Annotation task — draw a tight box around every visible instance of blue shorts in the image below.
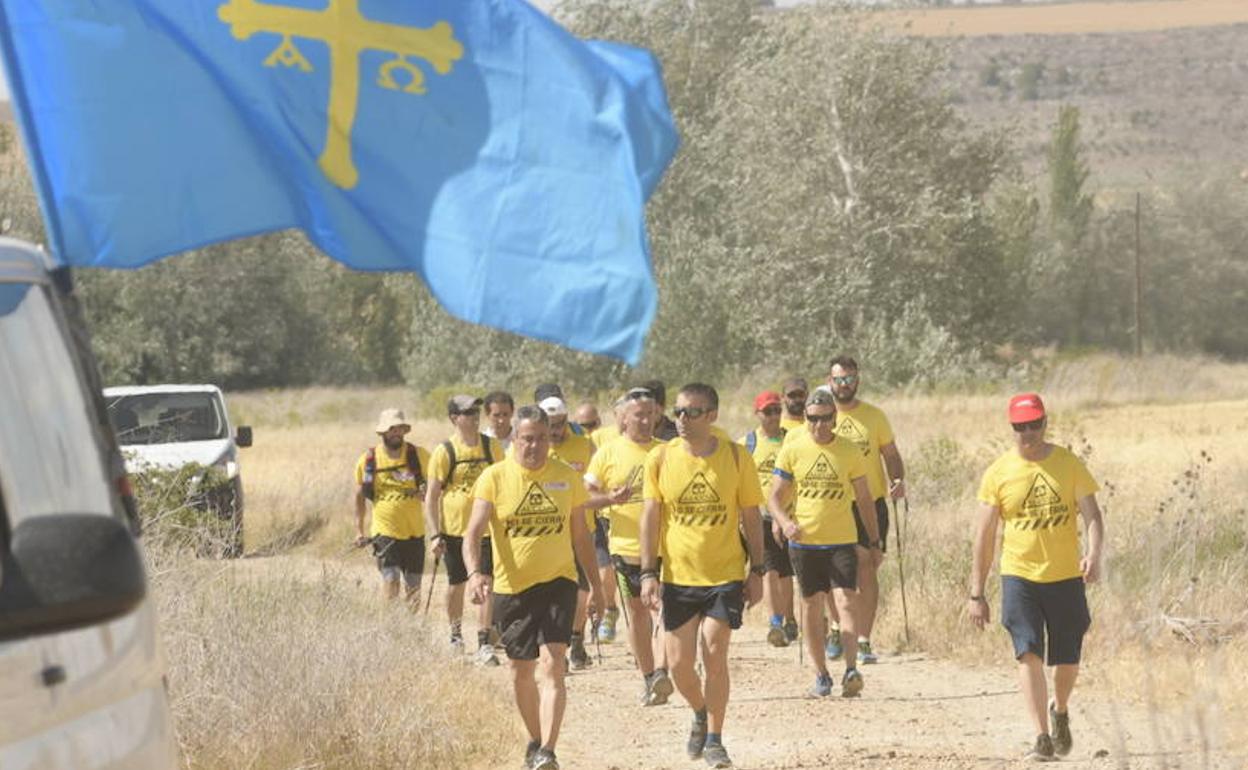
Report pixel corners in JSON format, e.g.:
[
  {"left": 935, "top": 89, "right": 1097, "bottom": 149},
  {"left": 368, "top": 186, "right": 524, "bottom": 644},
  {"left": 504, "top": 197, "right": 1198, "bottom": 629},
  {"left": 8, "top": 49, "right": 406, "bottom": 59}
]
[{"left": 1001, "top": 575, "right": 1091, "bottom": 666}]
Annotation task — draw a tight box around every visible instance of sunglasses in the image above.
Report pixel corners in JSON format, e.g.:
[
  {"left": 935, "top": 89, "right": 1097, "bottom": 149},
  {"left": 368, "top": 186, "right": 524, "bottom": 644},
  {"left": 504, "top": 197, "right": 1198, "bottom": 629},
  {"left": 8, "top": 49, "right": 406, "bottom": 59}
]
[
  {"left": 1012, "top": 418, "right": 1045, "bottom": 433},
  {"left": 785, "top": 391, "right": 807, "bottom": 399},
  {"left": 760, "top": 406, "right": 782, "bottom": 417},
  {"left": 805, "top": 412, "right": 836, "bottom": 424},
  {"left": 455, "top": 408, "right": 481, "bottom": 418},
  {"left": 831, "top": 375, "right": 857, "bottom": 386},
  {"left": 580, "top": 420, "right": 601, "bottom": 431},
  {"left": 673, "top": 406, "right": 711, "bottom": 420}
]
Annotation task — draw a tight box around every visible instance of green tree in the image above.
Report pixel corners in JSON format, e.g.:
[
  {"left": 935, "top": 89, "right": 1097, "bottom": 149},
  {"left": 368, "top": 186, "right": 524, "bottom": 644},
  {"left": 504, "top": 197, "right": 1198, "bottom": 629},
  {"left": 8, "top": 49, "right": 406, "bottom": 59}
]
[{"left": 1041, "top": 104, "right": 1096, "bottom": 345}]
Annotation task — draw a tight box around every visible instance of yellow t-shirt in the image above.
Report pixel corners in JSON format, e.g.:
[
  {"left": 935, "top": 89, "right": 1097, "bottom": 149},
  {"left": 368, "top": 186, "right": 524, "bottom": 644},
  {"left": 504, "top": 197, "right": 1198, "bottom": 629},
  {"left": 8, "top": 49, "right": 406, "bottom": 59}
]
[
  {"left": 834, "top": 401, "right": 895, "bottom": 500},
  {"left": 780, "top": 413, "right": 805, "bottom": 432},
  {"left": 643, "top": 437, "right": 764, "bottom": 587},
  {"left": 591, "top": 424, "right": 621, "bottom": 449},
  {"left": 427, "top": 434, "right": 503, "bottom": 536},
  {"left": 353, "top": 443, "right": 430, "bottom": 539},
  {"left": 977, "top": 446, "right": 1099, "bottom": 583},
  {"left": 550, "top": 430, "right": 595, "bottom": 474},
  {"left": 585, "top": 435, "right": 660, "bottom": 559},
  {"left": 773, "top": 433, "right": 867, "bottom": 546},
  {"left": 472, "top": 456, "right": 589, "bottom": 594},
  {"left": 738, "top": 429, "right": 786, "bottom": 500}
]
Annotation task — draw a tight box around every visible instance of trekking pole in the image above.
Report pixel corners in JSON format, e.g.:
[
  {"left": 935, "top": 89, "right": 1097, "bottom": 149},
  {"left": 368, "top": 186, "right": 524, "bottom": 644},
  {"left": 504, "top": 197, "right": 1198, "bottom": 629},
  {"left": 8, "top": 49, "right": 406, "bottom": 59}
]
[
  {"left": 591, "top": 618, "right": 604, "bottom": 665},
  {"left": 614, "top": 568, "right": 633, "bottom": 630},
  {"left": 341, "top": 535, "right": 375, "bottom": 557},
  {"left": 891, "top": 485, "right": 912, "bottom": 646},
  {"left": 797, "top": 589, "right": 804, "bottom": 666},
  {"left": 424, "top": 554, "right": 441, "bottom": 618}
]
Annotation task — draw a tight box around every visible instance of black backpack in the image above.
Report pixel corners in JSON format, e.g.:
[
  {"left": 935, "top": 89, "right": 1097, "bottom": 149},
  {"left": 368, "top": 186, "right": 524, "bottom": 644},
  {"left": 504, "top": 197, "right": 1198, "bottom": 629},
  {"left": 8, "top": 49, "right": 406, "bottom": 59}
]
[
  {"left": 362, "top": 442, "right": 425, "bottom": 501},
  {"left": 441, "top": 434, "right": 495, "bottom": 486}
]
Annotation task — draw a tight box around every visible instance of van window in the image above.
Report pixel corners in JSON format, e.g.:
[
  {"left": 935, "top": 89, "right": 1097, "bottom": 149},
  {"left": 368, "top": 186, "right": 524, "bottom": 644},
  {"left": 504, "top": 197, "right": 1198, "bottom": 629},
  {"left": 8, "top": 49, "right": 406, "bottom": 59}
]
[
  {"left": 0, "top": 283, "right": 111, "bottom": 525},
  {"left": 106, "top": 392, "right": 227, "bottom": 445}
]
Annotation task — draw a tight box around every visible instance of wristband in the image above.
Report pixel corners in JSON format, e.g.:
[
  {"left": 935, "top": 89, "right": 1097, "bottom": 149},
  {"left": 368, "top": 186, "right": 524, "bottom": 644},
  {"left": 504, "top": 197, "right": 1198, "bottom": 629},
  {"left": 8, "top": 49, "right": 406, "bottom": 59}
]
[
  {"left": 969, "top": 595, "right": 985, "bottom": 602},
  {"left": 639, "top": 568, "right": 659, "bottom": 583},
  {"left": 749, "top": 564, "right": 766, "bottom": 577},
  {"left": 868, "top": 540, "right": 881, "bottom": 550},
  {"left": 431, "top": 532, "right": 445, "bottom": 542}
]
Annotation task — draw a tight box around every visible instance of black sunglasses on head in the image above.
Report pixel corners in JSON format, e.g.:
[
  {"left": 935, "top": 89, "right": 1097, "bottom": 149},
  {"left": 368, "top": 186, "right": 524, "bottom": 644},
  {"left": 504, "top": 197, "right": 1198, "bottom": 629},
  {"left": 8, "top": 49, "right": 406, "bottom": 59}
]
[
  {"left": 805, "top": 412, "right": 836, "bottom": 424},
  {"left": 1012, "top": 418, "right": 1045, "bottom": 433}
]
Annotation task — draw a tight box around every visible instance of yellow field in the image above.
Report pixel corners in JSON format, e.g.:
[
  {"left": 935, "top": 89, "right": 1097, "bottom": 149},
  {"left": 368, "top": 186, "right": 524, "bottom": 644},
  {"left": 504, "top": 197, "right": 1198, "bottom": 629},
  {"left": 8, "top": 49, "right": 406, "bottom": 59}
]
[{"left": 870, "top": 0, "right": 1248, "bottom": 37}]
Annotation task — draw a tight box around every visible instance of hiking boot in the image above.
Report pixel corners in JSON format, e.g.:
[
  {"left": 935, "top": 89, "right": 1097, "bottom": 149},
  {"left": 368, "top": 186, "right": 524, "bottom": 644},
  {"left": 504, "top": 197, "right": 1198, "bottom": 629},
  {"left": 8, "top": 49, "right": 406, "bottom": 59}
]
[
  {"left": 825, "top": 628, "right": 843, "bottom": 660},
  {"left": 809, "top": 672, "right": 834, "bottom": 698},
  {"left": 703, "top": 741, "right": 733, "bottom": 769},
  {"left": 450, "top": 634, "right": 465, "bottom": 654},
  {"left": 529, "top": 747, "right": 560, "bottom": 770},
  {"left": 857, "top": 639, "right": 878, "bottom": 664},
  {"left": 783, "top": 618, "right": 799, "bottom": 643},
  {"left": 598, "top": 607, "right": 619, "bottom": 643},
  {"left": 766, "top": 623, "right": 788, "bottom": 648},
  {"left": 1050, "top": 703, "right": 1072, "bottom": 757},
  {"left": 569, "top": 636, "right": 592, "bottom": 670},
  {"left": 841, "top": 668, "right": 864, "bottom": 698},
  {"left": 474, "top": 645, "right": 500, "bottom": 667},
  {"left": 686, "top": 715, "right": 708, "bottom": 759},
  {"left": 1025, "top": 733, "right": 1056, "bottom": 762},
  {"left": 643, "top": 669, "right": 674, "bottom": 706},
  {"left": 523, "top": 738, "right": 541, "bottom": 768}
]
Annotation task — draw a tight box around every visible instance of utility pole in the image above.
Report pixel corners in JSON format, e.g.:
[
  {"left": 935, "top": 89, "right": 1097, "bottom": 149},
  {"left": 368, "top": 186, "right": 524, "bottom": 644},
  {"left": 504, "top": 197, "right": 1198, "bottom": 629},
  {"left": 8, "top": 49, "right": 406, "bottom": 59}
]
[{"left": 1134, "top": 192, "right": 1143, "bottom": 356}]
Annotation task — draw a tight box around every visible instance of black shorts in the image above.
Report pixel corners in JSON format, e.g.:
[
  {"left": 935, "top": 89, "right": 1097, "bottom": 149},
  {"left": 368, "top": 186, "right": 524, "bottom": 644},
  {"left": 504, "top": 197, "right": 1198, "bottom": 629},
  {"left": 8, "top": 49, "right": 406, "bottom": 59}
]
[
  {"left": 372, "top": 536, "right": 425, "bottom": 586},
  {"left": 443, "top": 535, "right": 493, "bottom": 585},
  {"left": 493, "top": 577, "right": 579, "bottom": 660},
  {"left": 611, "top": 557, "right": 662, "bottom": 599},
  {"left": 593, "top": 517, "right": 612, "bottom": 568},
  {"left": 661, "top": 582, "right": 744, "bottom": 632},
  {"left": 1001, "top": 575, "right": 1091, "bottom": 666},
  {"left": 789, "top": 545, "right": 858, "bottom": 597},
  {"left": 853, "top": 498, "right": 890, "bottom": 552},
  {"left": 762, "top": 517, "right": 794, "bottom": 578}
]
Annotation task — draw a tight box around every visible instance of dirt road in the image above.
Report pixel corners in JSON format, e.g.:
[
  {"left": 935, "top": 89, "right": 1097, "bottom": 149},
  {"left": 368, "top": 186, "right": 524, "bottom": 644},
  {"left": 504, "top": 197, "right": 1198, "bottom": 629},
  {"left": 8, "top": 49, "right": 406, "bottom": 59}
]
[{"left": 871, "top": 0, "right": 1248, "bottom": 37}]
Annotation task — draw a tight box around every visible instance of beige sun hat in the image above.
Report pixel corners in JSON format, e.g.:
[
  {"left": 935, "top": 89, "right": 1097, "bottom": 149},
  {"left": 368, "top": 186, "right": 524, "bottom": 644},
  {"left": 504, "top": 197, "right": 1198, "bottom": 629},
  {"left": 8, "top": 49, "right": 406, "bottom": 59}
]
[{"left": 375, "top": 408, "right": 411, "bottom": 434}]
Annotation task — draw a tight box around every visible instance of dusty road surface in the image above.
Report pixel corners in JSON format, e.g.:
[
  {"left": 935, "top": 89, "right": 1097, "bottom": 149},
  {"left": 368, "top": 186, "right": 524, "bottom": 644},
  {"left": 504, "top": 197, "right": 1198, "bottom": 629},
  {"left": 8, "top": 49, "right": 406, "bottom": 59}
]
[{"left": 871, "top": 0, "right": 1248, "bottom": 37}]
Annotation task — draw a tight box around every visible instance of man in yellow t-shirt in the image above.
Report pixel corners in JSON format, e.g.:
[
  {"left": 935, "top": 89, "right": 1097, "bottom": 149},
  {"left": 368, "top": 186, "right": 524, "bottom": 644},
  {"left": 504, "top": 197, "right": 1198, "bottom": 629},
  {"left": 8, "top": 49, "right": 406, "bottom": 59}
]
[
  {"left": 969, "top": 393, "right": 1105, "bottom": 762},
  {"left": 539, "top": 396, "right": 600, "bottom": 669},
  {"left": 465, "top": 406, "right": 603, "bottom": 770},
  {"left": 770, "top": 390, "right": 879, "bottom": 698},
  {"left": 779, "top": 376, "right": 808, "bottom": 432},
  {"left": 425, "top": 394, "right": 504, "bottom": 665},
  {"left": 353, "top": 408, "right": 430, "bottom": 606},
  {"left": 640, "top": 383, "right": 765, "bottom": 770},
  {"left": 584, "top": 389, "right": 671, "bottom": 707},
  {"left": 739, "top": 390, "right": 798, "bottom": 648},
  {"left": 824, "top": 354, "right": 907, "bottom": 665}
]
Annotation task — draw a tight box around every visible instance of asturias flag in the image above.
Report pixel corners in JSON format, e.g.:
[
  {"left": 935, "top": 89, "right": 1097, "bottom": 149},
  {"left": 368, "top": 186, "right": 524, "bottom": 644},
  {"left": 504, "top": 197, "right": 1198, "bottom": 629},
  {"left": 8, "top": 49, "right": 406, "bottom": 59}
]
[{"left": 0, "top": 0, "right": 678, "bottom": 363}]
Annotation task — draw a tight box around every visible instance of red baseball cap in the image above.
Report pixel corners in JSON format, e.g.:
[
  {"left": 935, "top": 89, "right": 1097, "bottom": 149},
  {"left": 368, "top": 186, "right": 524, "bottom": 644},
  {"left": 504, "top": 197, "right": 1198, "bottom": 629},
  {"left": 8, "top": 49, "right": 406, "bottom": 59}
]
[
  {"left": 754, "top": 390, "right": 782, "bottom": 411},
  {"left": 1008, "top": 393, "right": 1046, "bottom": 423}
]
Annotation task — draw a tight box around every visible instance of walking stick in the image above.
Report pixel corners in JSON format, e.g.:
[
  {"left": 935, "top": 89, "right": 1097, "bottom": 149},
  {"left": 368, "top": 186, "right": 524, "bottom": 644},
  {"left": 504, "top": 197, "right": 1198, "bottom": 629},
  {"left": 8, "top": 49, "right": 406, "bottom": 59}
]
[
  {"left": 424, "top": 554, "right": 441, "bottom": 618},
  {"left": 614, "top": 568, "right": 633, "bottom": 630},
  {"left": 891, "top": 487, "right": 912, "bottom": 646}
]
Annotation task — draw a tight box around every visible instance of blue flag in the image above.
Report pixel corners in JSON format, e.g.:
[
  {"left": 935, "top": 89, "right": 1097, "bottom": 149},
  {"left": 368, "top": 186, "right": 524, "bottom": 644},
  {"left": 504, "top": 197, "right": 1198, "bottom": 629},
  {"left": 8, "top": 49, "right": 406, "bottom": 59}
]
[{"left": 0, "top": 0, "right": 678, "bottom": 363}]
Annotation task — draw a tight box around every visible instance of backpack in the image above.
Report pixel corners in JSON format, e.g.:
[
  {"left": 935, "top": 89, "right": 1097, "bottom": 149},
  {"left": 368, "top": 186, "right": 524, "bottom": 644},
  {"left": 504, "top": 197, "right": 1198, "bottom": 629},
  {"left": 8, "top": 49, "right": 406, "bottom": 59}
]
[
  {"left": 363, "top": 442, "right": 424, "bottom": 501},
  {"left": 744, "top": 426, "right": 786, "bottom": 455},
  {"left": 440, "top": 434, "right": 495, "bottom": 486}
]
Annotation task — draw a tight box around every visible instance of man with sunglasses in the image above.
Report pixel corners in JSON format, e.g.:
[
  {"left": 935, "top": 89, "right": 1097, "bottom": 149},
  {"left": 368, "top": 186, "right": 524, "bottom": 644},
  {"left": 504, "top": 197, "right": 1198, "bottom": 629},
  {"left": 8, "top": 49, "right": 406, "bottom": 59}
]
[
  {"left": 740, "top": 390, "right": 798, "bottom": 647},
  {"left": 584, "top": 388, "right": 673, "bottom": 705},
  {"left": 969, "top": 393, "right": 1105, "bottom": 762},
  {"left": 824, "top": 355, "right": 906, "bottom": 665},
  {"left": 643, "top": 379, "right": 680, "bottom": 441},
  {"left": 769, "top": 389, "right": 880, "bottom": 697},
  {"left": 640, "top": 383, "right": 766, "bottom": 769},
  {"left": 779, "top": 376, "right": 809, "bottom": 432},
  {"left": 427, "top": 394, "right": 505, "bottom": 665}
]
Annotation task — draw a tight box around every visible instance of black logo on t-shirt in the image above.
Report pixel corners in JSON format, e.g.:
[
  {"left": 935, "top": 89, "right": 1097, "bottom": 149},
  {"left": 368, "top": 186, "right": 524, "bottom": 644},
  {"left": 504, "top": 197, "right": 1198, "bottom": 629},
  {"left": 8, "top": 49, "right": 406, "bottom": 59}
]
[
  {"left": 798, "top": 452, "right": 845, "bottom": 500},
  {"left": 507, "top": 482, "right": 564, "bottom": 538},
  {"left": 679, "top": 472, "right": 721, "bottom": 504},
  {"left": 836, "top": 420, "right": 871, "bottom": 457},
  {"left": 1014, "top": 474, "right": 1070, "bottom": 531},
  {"left": 673, "top": 471, "right": 728, "bottom": 526}
]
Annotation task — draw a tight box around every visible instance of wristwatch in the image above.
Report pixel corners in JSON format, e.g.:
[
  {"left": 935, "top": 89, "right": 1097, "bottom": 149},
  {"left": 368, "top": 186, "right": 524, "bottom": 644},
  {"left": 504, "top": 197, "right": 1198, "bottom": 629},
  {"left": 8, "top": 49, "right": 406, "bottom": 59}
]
[
  {"left": 969, "top": 595, "right": 986, "bottom": 602},
  {"left": 749, "top": 564, "right": 766, "bottom": 577},
  {"left": 868, "top": 540, "right": 882, "bottom": 550}
]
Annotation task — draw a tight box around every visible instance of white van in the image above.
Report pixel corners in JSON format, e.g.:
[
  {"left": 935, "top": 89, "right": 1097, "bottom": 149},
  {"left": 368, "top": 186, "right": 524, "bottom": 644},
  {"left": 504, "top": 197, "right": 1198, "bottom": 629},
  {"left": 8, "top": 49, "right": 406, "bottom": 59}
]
[
  {"left": 0, "top": 238, "right": 177, "bottom": 767},
  {"left": 103, "top": 385, "right": 252, "bottom": 557}
]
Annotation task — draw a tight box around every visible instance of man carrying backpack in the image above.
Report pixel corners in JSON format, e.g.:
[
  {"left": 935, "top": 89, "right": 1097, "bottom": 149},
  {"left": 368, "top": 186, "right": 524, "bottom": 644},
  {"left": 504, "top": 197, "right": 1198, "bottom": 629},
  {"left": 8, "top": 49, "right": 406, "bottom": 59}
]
[
  {"left": 354, "top": 408, "right": 431, "bottom": 607},
  {"left": 427, "top": 394, "right": 505, "bottom": 665}
]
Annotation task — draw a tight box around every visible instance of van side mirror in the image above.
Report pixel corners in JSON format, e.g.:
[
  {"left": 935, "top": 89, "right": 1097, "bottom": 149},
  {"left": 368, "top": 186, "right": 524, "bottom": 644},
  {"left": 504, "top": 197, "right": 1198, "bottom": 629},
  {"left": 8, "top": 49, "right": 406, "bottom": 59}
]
[
  {"left": 0, "top": 514, "right": 147, "bottom": 642},
  {"left": 235, "top": 426, "right": 253, "bottom": 448}
]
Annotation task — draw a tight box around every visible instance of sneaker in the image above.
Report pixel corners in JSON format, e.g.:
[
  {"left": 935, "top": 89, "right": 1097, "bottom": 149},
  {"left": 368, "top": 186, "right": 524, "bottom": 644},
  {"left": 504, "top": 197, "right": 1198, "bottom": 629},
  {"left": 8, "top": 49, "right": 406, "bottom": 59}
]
[
  {"left": 450, "top": 634, "right": 465, "bottom": 653},
  {"left": 809, "top": 672, "right": 834, "bottom": 698},
  {"left": 702, "top": 742, "right": 732, "bottom": 769},
  {"left": 686, "top": 716, "right": 708, "bottom": 759},
  {"left": 599, "top": 607, "right": 619, "bottom": 643},
  {"left": 1025, "top": 733, "right": 1056, "bottom": 762},
  {"left": 524, "top": 739, "right": 541, "bottom": 767},
  {"left": 569, "top": 637, "right": 592, "bottom": 670},
  {"left": 474, "top": 645, "right": 500, "bottom": 667},
  {"left": 530, "top": 747, "right": 560, "bottom": 770},
  {"left": 1050, "top": 703, "right": 1072, "bottom": 757},
  {"left": 841, "top": 668, "right": 864, "bottom": 698},
  {"left": 766, "top": 623, "right": 788, "bottom": 648},
  {"left": 825, "top": 628, "right": 843, "bottom": 660},
  {"left": 857, "top": 639, "right": 878, "bottom": 664},
  {"left": 783, "top": 618, "right": 799, "bottom": 643},
  {"left": 643, "top": 669, "right": 674, "bottom": 706}
]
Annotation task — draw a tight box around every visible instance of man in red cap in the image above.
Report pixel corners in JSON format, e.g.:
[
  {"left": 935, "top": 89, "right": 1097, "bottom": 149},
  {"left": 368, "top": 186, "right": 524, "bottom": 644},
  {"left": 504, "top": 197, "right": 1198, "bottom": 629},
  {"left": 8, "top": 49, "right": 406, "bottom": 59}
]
[
  {"left": 739, "top": 390, "right": 797, "bottom": 646},
  {"left": 968, "top": 393, "right": 1106, "bottom": 762}
]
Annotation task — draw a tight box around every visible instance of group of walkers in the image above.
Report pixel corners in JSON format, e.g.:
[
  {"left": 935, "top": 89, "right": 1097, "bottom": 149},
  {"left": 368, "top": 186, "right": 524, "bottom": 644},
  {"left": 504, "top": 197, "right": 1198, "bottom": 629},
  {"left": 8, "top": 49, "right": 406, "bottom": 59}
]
[{"left": 351, "top": 359, "right": 1106, "bottom": 768}]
